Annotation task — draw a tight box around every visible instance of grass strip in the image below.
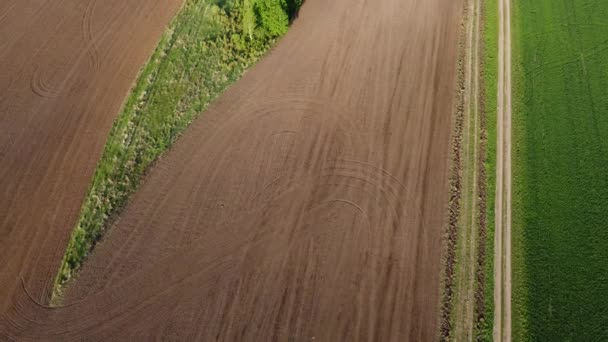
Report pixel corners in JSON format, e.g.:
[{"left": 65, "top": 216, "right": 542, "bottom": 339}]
[{"left": 478, "top": 0, "right": 498, "bottom": 340}]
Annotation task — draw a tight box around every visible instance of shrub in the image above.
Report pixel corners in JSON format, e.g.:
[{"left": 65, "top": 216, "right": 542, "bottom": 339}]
[
  {"left": 286, "top": 0, "right": 303, "bottom": 19},
  {"left": 254, "top": 0, "right": 289, "bottom": 37}
]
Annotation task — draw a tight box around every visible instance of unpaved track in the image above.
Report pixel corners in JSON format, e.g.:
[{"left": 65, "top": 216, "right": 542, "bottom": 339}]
[
  {"left": 0, "top": 0, "right": 182, "bottom": 317},
  {"left": 494, "top": 0, "right": 512, "bottom": 339},
  {"left": 1, "top": 0, "right": 464, "bottom": 340}
]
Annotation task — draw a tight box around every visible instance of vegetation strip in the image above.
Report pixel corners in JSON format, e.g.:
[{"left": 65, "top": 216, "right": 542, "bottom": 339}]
[
  {"left": 511, "top": 0, "right": 608, "bottom": 340},
  {"left": 450, "top": 0, "right": 484, "bottom": 339},
  {"left": 439, "top": 0, "right": 467, "bottom": 337},
  {"left": 53, "top": 0, "right": 303, "bottom": 301},
  {"left": 479, "top": 0, "right": 498, "bottom": 340},
  {"left": 443, "top": 0, "right": 492, "bottom": 340},
  {"left": 446, "top": 1, "right": 500, "bottom": 340}
]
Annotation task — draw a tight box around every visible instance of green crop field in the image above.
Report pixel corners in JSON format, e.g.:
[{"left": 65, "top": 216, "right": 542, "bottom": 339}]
[
  {"left": 512, "top": 0, "right": 608, "bottom": 339},
  {"left": 53, "top": 0, "right": 302, "bottom": 300}
]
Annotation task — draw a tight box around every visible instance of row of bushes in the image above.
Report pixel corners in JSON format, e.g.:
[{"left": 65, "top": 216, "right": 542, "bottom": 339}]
[{"left": 222, "top": 0, "right": 302, "bottom": 40}]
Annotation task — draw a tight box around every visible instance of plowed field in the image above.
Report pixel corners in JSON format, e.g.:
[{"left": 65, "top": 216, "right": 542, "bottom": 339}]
[
  {"left": 1, "top": 0, "right": 463, "bottom": 340},
  {"left": 0, "top": 0, "right": 182, "bottom": 315}
]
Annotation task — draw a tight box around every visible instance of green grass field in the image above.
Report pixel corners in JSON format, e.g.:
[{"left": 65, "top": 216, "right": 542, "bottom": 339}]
[
  {"left": 512, "top": 0, "right": 608, "bottom": 339},
  {"left": 478, "top": 0, "right": 497, "bottom": 340},
  {"left": 53, "top": 0, "right": 302, "bottom": 299}
]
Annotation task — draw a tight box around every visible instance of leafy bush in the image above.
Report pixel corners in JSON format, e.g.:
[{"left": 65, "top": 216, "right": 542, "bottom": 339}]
[{"left": 254, "top": 0, "right": 289, "bottom": 37}]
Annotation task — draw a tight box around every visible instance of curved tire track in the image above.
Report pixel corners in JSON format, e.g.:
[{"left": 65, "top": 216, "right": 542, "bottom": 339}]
[{"left": 82, "top": 0, "right": 101, "bottom": 71}]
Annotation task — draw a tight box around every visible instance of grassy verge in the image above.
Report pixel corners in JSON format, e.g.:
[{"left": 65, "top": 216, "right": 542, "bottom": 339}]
[
  {"left": 478, "top": 0, "right": 498, "bottom": 340},
  {"left": 442, "top": 1, "right": 490, "bottom": 339},
  {"left": 53, "top": 0, "right": 303, "bottom": 301},
  {"left": 439, "top": 0, "right": 466, "bottom": 336},
  {"left": 512, "top": 0, "right": 608, "bottom": 339}
]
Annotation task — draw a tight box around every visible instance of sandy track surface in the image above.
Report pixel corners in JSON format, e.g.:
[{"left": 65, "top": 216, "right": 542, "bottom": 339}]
[
  {"left": 494, "top": 0, "right": 512, "bottom": 339},
  {"left": 0, "top": 0, "right": 182, "bottom": 316},
  {"left": 1, "top": 0, "right": 463, "bottom": 340}
]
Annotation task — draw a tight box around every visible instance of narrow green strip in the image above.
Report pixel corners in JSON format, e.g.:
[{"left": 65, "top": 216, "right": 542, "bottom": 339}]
[{"left": 479, "top": 0, "right": 498, "bottom": 340}]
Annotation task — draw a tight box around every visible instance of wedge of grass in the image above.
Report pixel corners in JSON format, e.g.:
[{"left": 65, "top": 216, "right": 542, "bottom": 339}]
[{"left": 54, "top": 0, "right": 301, "bottom": 300}]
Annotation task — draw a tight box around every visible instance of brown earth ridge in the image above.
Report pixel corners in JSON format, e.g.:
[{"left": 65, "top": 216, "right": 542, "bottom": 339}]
[{"left": 1, "top": 0, "right": 464, "bottom": 340}]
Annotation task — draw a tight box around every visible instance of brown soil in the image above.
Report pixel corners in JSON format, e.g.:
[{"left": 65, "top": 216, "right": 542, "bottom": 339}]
[
  {"left": 0, "top": 0, "right": 182, "bottom": 322},
  {"left": 1, "top": 0, "right": 464, "bottom": 340}
]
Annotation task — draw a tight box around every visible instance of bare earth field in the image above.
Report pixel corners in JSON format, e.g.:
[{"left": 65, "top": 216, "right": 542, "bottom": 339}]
[
  {"left": 1, "top": 0, "right": 463, "bottom": 340},
  {"left": 0, "top": 0, "right": 182, "bottom": 317}
]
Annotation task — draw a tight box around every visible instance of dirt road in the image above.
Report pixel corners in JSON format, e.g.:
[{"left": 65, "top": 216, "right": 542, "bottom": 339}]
[
  {"left": 1, "top": 0, "right": 464, "bottom": 340},
  {"left": 494, "top": 0, "right": 512, "bottom": 339},
  {"left": 0, "top": 0, "right": 182, "bottom": 316}
]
